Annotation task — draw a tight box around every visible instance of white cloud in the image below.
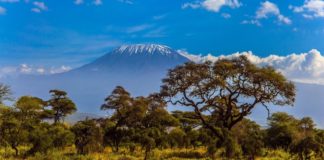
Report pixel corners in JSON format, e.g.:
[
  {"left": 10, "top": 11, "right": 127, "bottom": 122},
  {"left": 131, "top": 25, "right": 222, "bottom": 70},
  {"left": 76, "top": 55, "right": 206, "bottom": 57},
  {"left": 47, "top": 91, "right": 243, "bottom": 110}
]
[
  {"left": 153, "top": 14, "right": 167, "bottom": 20},
  {"left": 118, "top": 0, "right": 133, "bottom": 4},
  {"left": 49, "top": 66, "right": 72, "bottom": 74},
  {"left": 0, "top": 0, "right": 19, "bottom": 3},
  {"left": 182, "top": 0, "right": 241, "bottom": 12},
  {"left": 93, "top": 0, "right": 102, "bottom": 5},
  {"left": 256, "top": 1, "right": 291, "bottom": 24},
  {"left": 241, "top": 19, "right": 261, "bottom": 26},
  {"left": 243, "top": 1, "right": 291, "bottom": 26},
  {"left": 221, "top": 13, "right": 231, "bottom": 18},
  {"left": 0, "top": 65, "right": 72, "bottom": 78},
  {"left": 178, "top": 49, "right": 324, "bottom": 85},
  {"left": 31, "top": 1, "right": 47, "bottom": 13},
  {"left": 143, "top": 27, "right": 166, "bottom": 38},
  {"left": 19, "top": 64, "right": 32, "bottom": 74},
  {"left": 74, "top": 0, "right": 83, "bottom": 5},
  {"left": 126, "top": 24, "right": 153, "bottom": 33},
  {"left": 202, "top": 0, "right": 240, "bottom": 12},
  {"left": 256, "top": 1, "right": 280, "bottom": 19},
  {"left": 0, "top": 6, "right": 6, "bottom": 15},
  {"left": 182, "top": 2, "right": 201, "bottom": 9},
  {"left": 31, "top": 8, "right": 41, "bottom": 13},
  {"left": 36, "top": 67, "right": 45, "bottom": 74},
  {"left": 290, "top": 0, "right": 324, "bottom": 19}
]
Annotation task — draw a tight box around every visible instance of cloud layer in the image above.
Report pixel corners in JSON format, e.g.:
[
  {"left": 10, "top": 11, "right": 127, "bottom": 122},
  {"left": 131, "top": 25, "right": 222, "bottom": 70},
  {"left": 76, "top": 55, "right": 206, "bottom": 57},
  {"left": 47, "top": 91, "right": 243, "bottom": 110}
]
[
  {"left": 179, "top": 49, "right": 324, "bottom": 85},
  {"left": 242, "top": 1, "right": 291, "bottom": 26},
  {"left": 290, "top": 0, "right": 324, "bottom": 19},
  {"left": 182, "top": 0, "right": 241, "bottom": 12},
  {"left": 0, "top": 65, "right": 71, "bottom": 78}
]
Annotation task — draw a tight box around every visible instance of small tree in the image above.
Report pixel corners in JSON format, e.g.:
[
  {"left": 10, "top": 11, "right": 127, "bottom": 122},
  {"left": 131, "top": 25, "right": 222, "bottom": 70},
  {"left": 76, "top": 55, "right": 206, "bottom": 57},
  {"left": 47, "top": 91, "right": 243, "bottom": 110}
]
[
  {"left": 290, "top": 136, "right": 322, "bottom": 160},
  {"left": 71, "top": 119, "right": 103, "bottom": 154},
  {"left": 0, "top": 107, "right": 28, "bottom": 156},
  {"left": 265, "top": 112, "right": 299, "bottom": 150},
  {"left": 50, "top": 123, "right": 75, "bottom": 148},
  {"left": 0, "top": 95, "right": 52, "bottom": 156},
  {"left": 48, "top": 90, "right": 77, "bottom": 124},
  {"left": 28, "top": 123, "right": 53, "bottom": 155},
  {"left": 0, "top": 83, "right": 12, "bottom": 105},
  {"left": 27, "top": 123, "right": 74, "bottom": 155},
  {"left": 232, "top": 119, "right": 264, "bottom": 159},
  {"left": 16, "top": 96, "right": 46, "bottom": 126},
  {"left": 168, "top": 127, "right": 186, "bottom": 148}
]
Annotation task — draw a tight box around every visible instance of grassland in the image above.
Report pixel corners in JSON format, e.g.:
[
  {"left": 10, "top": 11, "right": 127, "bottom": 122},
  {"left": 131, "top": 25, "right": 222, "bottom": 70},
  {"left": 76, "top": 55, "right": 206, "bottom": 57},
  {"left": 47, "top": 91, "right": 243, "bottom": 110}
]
[{"left": 0, "top": 146, "right": 313, "bottom": 160}]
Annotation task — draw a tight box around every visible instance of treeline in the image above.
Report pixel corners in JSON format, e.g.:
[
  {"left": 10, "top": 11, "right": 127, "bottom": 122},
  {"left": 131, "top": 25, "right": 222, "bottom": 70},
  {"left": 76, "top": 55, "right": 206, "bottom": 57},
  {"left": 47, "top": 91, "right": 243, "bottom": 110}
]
[{"left": 0, "top": 56, "right": 323, "bottom": 160}]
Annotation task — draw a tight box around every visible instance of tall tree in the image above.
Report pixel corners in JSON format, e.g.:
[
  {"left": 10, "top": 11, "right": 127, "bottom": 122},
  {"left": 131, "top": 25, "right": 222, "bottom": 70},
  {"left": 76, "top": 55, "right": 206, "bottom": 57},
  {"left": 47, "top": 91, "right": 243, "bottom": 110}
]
[
  {"left": 101, "top": 86, "right": 136, "bottom": 152},
  {"left": 47, "top": 90, "right": 77, "bottom": 124},
  {"left": 160, "top": 56, "right": 295, "bottom": 157}
]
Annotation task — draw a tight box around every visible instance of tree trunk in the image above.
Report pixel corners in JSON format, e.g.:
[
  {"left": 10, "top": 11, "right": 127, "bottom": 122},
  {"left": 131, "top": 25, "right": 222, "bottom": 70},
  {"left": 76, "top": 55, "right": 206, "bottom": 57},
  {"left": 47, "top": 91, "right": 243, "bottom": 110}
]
[
  {"left": 13, "top": 146, "right": 18, "bottom": 156},
  {"left": 144, "top": 149, "right": 149, "bottom": 160}
]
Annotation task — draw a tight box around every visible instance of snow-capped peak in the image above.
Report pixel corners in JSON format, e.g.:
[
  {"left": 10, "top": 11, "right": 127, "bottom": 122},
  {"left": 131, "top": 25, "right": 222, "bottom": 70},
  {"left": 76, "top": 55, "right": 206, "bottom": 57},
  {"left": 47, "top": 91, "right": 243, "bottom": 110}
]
[{"left": 114, "top": 44, "right": 174, "bottom": 55}]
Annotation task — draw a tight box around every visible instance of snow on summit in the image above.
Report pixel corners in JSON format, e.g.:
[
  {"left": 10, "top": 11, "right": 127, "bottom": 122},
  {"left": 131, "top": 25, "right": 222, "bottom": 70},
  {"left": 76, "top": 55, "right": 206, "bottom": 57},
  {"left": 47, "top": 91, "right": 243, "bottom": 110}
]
[{"left": 115, "top": 44, "right": 173, "bottom": 55}]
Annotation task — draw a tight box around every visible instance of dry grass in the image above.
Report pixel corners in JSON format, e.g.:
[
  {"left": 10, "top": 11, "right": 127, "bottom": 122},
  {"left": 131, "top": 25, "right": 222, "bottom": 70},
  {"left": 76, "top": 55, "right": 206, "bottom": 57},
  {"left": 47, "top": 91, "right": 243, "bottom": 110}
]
[{"left": 0, "top": 146, "right": 321, "bottom": 160}]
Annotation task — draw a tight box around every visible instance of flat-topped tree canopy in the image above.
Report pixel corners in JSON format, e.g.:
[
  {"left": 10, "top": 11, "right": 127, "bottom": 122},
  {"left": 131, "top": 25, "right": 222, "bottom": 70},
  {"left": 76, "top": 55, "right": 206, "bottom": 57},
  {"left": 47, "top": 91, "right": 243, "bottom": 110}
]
[{"left": 160, "top": 55, "right": 296, "bottom": 140}]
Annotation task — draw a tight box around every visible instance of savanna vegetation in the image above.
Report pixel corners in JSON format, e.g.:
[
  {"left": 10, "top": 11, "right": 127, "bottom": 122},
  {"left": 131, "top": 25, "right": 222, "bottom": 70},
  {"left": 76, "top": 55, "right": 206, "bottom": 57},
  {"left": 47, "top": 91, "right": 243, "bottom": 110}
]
[{"left": 0, "top": 56, "right": 323, "bottom": 160}]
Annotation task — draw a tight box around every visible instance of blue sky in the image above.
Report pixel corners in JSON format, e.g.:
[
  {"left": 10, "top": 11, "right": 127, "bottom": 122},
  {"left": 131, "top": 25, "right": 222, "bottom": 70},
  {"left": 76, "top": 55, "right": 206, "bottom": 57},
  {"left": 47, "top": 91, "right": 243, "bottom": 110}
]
[{"left": 1, "top": 0, "right": 324, "bottom": 68}]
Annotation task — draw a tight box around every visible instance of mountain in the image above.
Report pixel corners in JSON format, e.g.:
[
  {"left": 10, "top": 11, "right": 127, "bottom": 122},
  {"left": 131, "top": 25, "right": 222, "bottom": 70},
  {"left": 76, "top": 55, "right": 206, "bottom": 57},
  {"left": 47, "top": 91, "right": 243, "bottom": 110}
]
[
  {"left": 2, "top": 44, "right": 324, "bottom": 128},
  {"left": 3, "top": 44, "right": 188, "bottom": 114}
]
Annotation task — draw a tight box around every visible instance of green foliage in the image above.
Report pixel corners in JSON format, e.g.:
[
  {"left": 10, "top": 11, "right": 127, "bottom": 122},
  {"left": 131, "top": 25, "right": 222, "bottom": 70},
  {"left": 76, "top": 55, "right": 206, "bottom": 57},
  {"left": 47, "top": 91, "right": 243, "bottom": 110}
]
[
  {"left": 101, "top": 86, "right": 178, "bottom": 155},
  {"left": 49, "top": 124, "right": 75, "bottom": 148},
  {"left": 71, "top": 119, "right": 103, "bottom": 154},
  {"left": 28, "top": 123, "right": 74, "bottom": 155},
  {"left": 160, "top": 56, "right": 296, "bottom": 158},
  {"left": 28, "top": 123, "right": 55, "bottom": 155},
  {"left": 232, "top": 119, "right": 264, "bottom": 158},
  {"left": 265, "top": 112, "right": 299, "bottom": 150},
  {"left": 290, "top": 136, "right": 322, "bottom": 160},
  {"left": 48, "top": 89, "right": 77, "bottom": 124},
  {"left": 0, "top": 106, "right": 29, "bottom": 156},
  {"left": 168, "top": 127, "right": 186, "bottom": 148}
]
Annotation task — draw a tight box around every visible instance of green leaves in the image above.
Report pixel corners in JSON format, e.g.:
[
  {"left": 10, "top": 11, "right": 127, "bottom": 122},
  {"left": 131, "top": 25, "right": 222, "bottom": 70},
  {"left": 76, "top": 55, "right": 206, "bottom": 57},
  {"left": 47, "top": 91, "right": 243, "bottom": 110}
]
[
  {"left": 71, "top": 119, "right": 103, "bottom": 154},
  {"left": 47, "top": 89, "right": 77, "bottom": 124},
  {"left": 161, "top": 55, "right": 296, "bottom": 133}
]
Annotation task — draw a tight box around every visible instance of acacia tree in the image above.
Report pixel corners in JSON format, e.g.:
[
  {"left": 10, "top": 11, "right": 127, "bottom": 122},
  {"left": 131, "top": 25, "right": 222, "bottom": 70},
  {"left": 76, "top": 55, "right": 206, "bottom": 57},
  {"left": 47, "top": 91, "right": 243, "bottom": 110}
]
[
  {"left": 160, "top": 56, "right": 295, "bottom": 157},
  {"left": 48, "top": 90, "right": 76, "bottom": 124}
]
